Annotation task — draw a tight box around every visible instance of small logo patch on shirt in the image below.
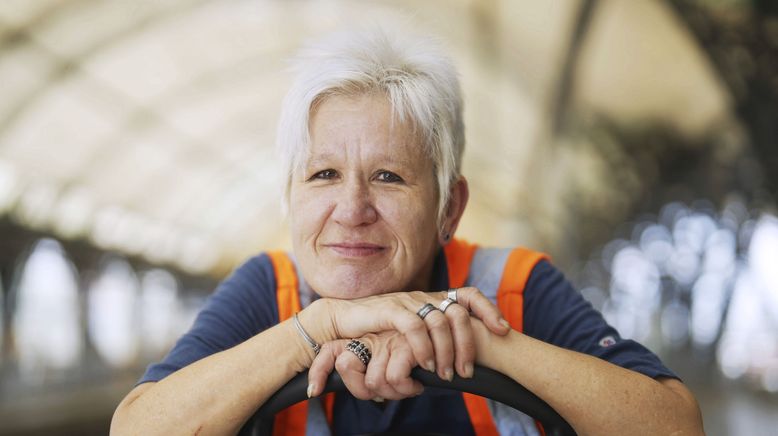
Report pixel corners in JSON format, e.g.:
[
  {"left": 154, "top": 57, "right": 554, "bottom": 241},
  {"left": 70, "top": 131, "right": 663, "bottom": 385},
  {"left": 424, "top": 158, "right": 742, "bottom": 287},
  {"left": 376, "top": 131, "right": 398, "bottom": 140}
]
[{"left": 599, "top": 336, "right": 617, "bottom": 347}]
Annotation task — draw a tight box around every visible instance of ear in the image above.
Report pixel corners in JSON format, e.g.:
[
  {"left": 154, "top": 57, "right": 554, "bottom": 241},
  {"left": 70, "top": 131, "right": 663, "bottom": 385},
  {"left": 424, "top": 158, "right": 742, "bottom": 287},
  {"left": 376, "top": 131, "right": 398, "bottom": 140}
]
[{"left": 438, "top": 176, "right": 469, "bottom": 245}]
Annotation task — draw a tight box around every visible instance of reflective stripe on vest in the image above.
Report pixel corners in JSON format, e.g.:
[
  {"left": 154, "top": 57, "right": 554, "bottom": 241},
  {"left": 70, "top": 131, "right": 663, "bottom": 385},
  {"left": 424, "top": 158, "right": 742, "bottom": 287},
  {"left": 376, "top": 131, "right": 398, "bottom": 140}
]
[{"left": 270, "top": 240, "right": 548, "bottom": 435}]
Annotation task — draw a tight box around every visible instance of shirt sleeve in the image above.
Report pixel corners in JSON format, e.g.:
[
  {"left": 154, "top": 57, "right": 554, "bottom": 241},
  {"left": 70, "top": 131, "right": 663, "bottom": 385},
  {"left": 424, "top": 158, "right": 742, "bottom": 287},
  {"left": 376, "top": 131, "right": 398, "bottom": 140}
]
[
  {"left": 138, "top": 254, "right": 279, "bottom": 384},
  {"left": 522, "top": 260, "right": 678, "bottom": 380}
]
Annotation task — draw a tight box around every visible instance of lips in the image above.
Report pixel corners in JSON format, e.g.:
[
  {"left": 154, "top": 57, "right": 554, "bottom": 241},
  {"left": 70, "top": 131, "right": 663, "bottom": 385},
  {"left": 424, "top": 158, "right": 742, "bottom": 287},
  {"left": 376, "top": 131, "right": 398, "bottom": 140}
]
[{"left": 324, "top": 242, "right": 386, "bottom": 257}]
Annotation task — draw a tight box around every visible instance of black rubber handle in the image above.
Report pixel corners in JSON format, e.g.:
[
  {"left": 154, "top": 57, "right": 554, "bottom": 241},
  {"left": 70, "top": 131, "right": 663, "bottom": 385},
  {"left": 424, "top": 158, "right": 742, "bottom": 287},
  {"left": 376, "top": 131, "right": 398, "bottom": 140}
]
[{"left": 240, "top": 365, "right": 576, "bottom": 436}]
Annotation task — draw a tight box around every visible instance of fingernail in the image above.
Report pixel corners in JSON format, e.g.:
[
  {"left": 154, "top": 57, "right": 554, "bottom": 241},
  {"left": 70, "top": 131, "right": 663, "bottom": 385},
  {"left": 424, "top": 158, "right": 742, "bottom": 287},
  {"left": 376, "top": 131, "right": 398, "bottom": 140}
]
[
  {"left": 426, "top": 360, "right": 436, "bottom": 372},
  {"left": 307, "top": 383, "right": 315, "bottom": 398},
  {"left": 415, "top": 387, "right": 425, "bottom": 396},
  {"left": 373, "top": 396, "right": 384, "bottom": 403},
  {"left": 444, "top": 367, "right": 454, "bottom": 381},
  {"left": 499, "top": 318, "right": 510, "bottom": 329},
  {"left": 464, "top": 363, "right": 474, "bottom": 378}
]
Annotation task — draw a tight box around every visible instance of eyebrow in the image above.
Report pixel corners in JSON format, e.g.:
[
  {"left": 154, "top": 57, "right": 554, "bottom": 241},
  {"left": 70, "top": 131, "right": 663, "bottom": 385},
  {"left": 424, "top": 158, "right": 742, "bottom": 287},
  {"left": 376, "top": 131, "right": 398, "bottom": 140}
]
[{"left": 304, "top": 152, "right": 416, "bottom": 169}]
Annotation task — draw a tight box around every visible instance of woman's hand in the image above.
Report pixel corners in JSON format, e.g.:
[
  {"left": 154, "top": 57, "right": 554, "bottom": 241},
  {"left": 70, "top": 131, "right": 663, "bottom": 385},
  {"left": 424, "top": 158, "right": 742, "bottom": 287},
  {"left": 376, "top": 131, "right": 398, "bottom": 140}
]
[
  {"left": 307, "top": 331, "right": 424, "bottom": 400},
  {"left": 305, "top": 287, "right": 510, "bottom": 380}
]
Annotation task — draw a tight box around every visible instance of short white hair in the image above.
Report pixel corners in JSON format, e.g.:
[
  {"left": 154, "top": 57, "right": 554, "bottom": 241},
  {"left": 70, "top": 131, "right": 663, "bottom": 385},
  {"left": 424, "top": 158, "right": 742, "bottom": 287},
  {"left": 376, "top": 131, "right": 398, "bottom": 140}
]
[{"left": 277, "top": 25, "right": 465, "bottom": 227}]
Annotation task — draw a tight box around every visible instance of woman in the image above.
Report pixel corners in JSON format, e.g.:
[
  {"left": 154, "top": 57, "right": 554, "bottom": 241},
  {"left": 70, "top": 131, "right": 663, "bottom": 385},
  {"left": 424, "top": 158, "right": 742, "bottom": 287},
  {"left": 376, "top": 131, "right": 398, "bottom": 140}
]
[{"left": 111, "top": 26, "right": 704, "bottom": 435}]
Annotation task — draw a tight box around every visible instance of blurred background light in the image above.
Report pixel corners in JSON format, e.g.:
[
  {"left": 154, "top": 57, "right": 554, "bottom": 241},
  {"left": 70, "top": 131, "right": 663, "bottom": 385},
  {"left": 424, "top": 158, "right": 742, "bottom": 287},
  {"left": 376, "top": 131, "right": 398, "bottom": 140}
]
[
  {"left": 11, "top": 239, "right": 82, "bottom": 381},
  {"left": 748, "top": 216, "right": 778, "bottom": 320},
  {"left": 87, "top": 257, "right": 140, "bottom": 369},
  {"left": 138, "top": 269, "right": 179, "bottom": 358}
]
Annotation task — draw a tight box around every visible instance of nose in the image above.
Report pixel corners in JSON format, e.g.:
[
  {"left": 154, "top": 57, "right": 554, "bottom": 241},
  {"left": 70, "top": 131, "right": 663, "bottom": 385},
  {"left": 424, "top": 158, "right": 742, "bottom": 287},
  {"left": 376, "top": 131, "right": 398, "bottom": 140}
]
[{"left": 332, "top": 178, "right": 378, "bottom": 227}]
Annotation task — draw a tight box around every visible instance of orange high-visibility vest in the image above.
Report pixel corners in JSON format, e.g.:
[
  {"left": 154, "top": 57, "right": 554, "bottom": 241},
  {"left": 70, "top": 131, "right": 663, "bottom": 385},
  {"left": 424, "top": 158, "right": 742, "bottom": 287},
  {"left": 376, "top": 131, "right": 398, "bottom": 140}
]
[{"left": 268, "top": 239, "right": 548, "bottom": 436}]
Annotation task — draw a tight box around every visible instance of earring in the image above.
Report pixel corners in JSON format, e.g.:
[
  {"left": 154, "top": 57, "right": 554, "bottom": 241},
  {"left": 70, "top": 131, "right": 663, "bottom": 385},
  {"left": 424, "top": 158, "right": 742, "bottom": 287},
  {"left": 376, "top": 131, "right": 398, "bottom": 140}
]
[{"left": 443, "top": 233, "right": 451, "bottom": 242}]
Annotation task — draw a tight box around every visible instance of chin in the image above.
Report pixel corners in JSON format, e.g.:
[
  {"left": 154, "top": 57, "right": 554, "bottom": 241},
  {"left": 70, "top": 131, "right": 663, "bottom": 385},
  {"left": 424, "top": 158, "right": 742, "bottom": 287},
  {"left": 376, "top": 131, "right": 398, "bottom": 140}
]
[{"left": 315, "top": 275, "right": 398, "bottom": 299}]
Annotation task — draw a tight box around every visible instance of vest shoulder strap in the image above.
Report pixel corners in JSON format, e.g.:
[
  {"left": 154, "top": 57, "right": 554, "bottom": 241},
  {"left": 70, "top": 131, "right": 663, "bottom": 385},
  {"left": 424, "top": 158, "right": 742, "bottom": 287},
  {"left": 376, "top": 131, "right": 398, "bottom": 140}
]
[
  {"left": 447, "top": 239, "right": 549, "bottom": 436},
  {"left": 496, "top": 247, "right": 549, "bottom": 332},
  {"left": 269, "top": 251, "right": 301, "bottom": 321},
  {"left": 267, "top": 251, "right": 309, "bottom": 436},
  {"left": 463, "top": 244, "right": 549, "bottom": 332},
  {"left": 444, "top": 239, "right": 479, "bottom": 288}
]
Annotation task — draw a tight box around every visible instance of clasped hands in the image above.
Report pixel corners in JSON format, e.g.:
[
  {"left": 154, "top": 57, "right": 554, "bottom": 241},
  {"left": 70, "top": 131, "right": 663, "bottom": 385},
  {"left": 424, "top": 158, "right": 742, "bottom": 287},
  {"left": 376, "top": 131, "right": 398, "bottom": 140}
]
[{"left": 306, "top": 287, "right": 511, "bottom": 401}]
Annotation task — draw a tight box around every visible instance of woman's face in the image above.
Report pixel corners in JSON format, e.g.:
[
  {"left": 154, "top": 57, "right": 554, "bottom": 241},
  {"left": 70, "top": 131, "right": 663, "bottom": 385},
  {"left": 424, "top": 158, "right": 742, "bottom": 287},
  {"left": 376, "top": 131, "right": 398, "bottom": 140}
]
[{"left": 289, "top": 93, "right": 440, "bottom": 299}]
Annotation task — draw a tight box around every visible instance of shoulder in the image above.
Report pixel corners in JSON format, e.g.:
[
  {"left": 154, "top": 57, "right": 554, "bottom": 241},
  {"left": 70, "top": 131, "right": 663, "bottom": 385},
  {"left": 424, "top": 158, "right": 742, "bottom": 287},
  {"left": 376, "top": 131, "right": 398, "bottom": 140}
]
[
  {"left": 524, "top": 258, "right": 565, "bottom": 294},
  {"left": 222, "top": 253, "right": 277, "bottom": 290},
  {"left": 205, "top": 253, "right": 279, "bottom": 320},
  {"left": 521, "top": 258, "right": 592, "bottom": 338}
]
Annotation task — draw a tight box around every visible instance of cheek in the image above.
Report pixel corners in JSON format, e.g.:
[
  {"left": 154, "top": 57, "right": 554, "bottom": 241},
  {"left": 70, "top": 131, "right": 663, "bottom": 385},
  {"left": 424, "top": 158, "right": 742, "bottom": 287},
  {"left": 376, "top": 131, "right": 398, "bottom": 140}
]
[
  {"left": 377, "top": 192, "right": 438, "bottom": 244},
  {"left": 289, "top": 189, "right": 328, "bottom": 241}
]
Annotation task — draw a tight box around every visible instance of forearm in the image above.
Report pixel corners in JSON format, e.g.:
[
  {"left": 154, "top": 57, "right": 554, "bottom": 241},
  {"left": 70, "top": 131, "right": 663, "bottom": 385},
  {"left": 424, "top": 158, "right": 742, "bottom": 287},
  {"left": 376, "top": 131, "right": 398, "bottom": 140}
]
[
  {"left": 111, "top": 317, "right": 315, "bottom": 436},
  {"left": 475, "top": 324, "right": 703, "bottom": 435}
]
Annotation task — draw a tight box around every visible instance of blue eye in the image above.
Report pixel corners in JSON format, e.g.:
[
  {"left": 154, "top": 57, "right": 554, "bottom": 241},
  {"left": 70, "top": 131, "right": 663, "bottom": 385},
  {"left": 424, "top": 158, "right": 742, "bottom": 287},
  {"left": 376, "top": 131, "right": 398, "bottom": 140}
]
[
  {"left": 375, "top": 171, "right": 403, "bottom": 183},
  {"left": 309, "top": 169, "right": 338, "bottom": 181}
]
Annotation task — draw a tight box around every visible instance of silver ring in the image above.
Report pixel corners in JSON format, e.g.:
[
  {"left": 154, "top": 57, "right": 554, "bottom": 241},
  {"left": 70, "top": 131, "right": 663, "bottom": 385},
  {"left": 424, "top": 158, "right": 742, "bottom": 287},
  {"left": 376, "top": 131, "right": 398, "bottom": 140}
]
[
  {"left": 345, "top": 339, "right": 371, "bottom": 366},
  {"left": 439, "top": 298, "right": 457, "bottom": 313},
  {"left": 447, "top": 289, "right": 458, "bottom": 303},
  {"left": 417, "top": 303, "right": 438, "bottom": 320}
]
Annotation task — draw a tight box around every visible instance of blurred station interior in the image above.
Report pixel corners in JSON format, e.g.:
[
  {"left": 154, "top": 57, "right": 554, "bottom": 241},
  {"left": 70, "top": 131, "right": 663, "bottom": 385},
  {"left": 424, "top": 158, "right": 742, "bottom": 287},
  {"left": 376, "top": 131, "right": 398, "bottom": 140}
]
[{"left": 0, "top": 0, "right": 777, "bottom": 435}]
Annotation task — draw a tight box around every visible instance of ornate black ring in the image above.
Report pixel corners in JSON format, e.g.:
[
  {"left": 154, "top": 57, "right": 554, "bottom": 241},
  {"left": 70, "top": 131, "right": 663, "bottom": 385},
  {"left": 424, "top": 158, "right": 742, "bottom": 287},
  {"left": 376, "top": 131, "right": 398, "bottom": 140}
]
[{"left": 346, "top": 339, "right": 372, "bottom": 366}]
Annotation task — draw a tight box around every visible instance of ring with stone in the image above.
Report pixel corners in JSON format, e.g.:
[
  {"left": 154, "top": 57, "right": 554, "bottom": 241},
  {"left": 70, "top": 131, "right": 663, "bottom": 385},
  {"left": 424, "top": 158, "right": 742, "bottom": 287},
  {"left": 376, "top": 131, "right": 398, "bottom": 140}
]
[{"left": 345, "top": 339, "right": 372, "bottom": 366}]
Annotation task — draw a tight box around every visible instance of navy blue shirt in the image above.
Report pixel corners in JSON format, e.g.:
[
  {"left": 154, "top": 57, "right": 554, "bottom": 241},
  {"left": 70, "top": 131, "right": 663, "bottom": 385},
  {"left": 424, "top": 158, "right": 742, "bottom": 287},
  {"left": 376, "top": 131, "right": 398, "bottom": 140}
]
[{"left": 140, "top": 250, "right": 676, "bottom": 434}]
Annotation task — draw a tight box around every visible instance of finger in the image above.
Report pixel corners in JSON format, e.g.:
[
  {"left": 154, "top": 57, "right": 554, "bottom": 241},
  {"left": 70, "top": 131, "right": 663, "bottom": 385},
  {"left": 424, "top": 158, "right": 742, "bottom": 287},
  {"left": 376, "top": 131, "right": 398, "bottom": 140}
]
[
  {"left": 363, "top": 339, "right": 390, "bottom": 396},
  {"left": 385, "top": 310, "right": 436, "bottom": 373},
  {"left": 336, "top": 299, "right": 436, "bottom": 372},
  {"left": 422, "top": 309, "right": 455, "bottom": 381},
  {"left": 308, "top": 340, "right": 347, "bottom": 397},
  {"left": 335, "top": 341, "right": 373, "bottom": 401},
  {"left": 363, "top": 337, "right": 408, "bottom": 401},
  {"left": 385, "top": 341, "right": 424, "bottom": 397},
  {"left": 444, "top": 303, "right": 476, "bottom": 378},
  {"left": 449, "top": 287, "right": 511, "bottom": 335},
  {"left": 364, "top": 353, "right": 404, "bottom": 401}
]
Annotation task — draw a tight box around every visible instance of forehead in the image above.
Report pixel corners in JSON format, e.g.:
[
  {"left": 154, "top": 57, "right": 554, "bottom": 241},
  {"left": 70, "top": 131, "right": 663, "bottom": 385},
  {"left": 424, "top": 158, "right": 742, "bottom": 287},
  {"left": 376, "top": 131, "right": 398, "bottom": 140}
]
[{"left": 306, "top": 93, "right": 427, "bottom": 163}]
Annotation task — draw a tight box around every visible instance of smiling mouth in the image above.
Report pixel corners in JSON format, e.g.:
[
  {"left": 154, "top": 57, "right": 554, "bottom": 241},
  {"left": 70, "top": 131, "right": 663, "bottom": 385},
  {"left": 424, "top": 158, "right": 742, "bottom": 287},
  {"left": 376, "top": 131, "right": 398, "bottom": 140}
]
[{"left": 324, "top": 243, "right": 386, "bottom": 257}]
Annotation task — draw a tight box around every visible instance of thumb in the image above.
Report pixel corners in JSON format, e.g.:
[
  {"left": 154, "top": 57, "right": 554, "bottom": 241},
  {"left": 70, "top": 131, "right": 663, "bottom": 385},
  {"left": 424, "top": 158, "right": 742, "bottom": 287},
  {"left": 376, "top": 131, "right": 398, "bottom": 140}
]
[{"left": 308, "top": 339, "right": 349, "bottom": 397}]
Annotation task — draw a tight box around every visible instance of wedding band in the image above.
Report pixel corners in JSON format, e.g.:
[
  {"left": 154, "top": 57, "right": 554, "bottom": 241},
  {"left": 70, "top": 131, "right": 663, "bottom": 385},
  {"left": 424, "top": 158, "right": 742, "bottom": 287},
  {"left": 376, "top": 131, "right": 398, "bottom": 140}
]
[
  {"left": 417, "top": 303, "right": 438, "bottom": 320},
  {"left": 345, "top": 339, "right": 372, "bottom": 366},
  {"left": 439, "top": 298, "right": 456, "bottom": 313},
  {"left": 447, "top": 289, "right": 458, "bottom": 303}
]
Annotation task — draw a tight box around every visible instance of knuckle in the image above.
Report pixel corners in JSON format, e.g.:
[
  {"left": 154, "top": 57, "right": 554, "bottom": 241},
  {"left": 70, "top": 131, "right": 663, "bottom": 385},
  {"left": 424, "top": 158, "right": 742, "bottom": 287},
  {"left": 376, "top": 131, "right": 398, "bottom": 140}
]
[
  {"left": 335, "top": 356, "right": 351, "bottom": 373},
  {"left": 364, "top": 375, "right": 380, "bottom": 390},
  {"left": 407, "top": 318, "right": 427, "bottom": 334},
  {"left": 447, "top": 305, "right": 469, "bottom": 320},
  {"left": 322, "top": 342, "right": 337, "bottom": 354},
  {"left": 427, "top": 315, "right": 448, "bottom": 329},
  {"left": 409, "top": 290, "right": 426, "bottom": 300},
  {"left": 464, "top": 287, "right": 484, "bottom": 300}
]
